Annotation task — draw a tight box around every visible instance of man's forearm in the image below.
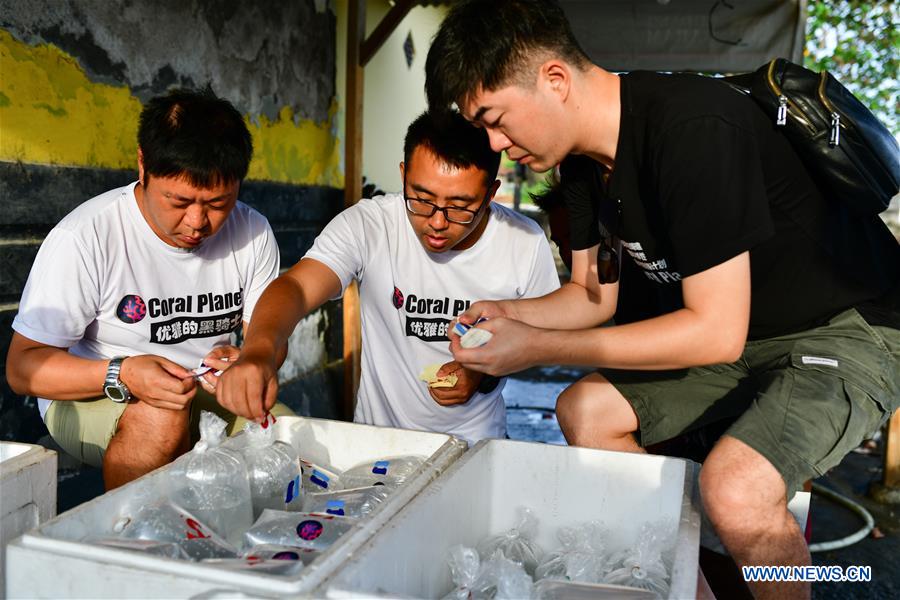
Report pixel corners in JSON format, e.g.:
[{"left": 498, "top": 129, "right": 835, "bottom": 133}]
[
  {"left": 532, "top": 307, "right": 744, "bottom": 370},
  {"left": 7, "top": 342, "right": 108, "bottom": 400},
  {"left": 507, "top": 282, "right": 615, "bottom": 330},
  {"left": 241, "top": 276, "right": 318, "bottom": 359}
]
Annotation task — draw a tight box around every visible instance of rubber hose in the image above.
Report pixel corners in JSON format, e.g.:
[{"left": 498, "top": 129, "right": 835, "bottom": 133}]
[{"left": 808, "top": 482, "right": 875, "bottom": 553}]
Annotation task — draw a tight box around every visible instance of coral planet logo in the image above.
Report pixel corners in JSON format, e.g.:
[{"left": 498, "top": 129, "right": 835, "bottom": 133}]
[
  {"left": 392, "top": 286, "right": 404, "bottom": 309},
  {"left": 116, "top": 294, "right": 147, "bottom": 323}
]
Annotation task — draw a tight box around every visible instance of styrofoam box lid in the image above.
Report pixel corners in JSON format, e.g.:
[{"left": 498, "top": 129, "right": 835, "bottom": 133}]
[
  {"left": 320, "top": 439, "right": 701, "bottom": 599},
  {"left": 8, "top": 417, "right": 466, "bottom": 598}
]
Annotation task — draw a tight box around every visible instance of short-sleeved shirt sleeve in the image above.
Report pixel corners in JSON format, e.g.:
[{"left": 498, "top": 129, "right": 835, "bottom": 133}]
[
  {"left": 242, "top": 215, "right": 281, "bottom": 322},
  {"left": 13, "top": 228, "right": 101, "bottom": 348},
  {"left": 559, "top": 155, "right": 603, "bottom": 251},
  {"left": 303, "top": 204, "right": 369, "bottom": 296}
]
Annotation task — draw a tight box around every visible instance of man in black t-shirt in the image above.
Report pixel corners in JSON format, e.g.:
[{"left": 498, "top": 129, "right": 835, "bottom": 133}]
[{"left": 426, "top": 2, "right": 900, "bottom": 598}]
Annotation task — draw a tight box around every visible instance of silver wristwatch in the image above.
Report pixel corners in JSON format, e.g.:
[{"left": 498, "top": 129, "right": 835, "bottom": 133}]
[{"left": 103, "top": 356, "right": 131, "bottom": 402}]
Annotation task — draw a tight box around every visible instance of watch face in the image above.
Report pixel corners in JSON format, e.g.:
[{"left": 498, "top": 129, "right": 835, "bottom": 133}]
[{"left": 104, "top": 384, "right": 127, "bottom": 402}]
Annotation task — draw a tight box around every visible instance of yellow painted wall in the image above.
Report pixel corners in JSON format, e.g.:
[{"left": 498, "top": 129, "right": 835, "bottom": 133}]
[{"left": 0, "top": 29, "right": 342, "bottom": 187}]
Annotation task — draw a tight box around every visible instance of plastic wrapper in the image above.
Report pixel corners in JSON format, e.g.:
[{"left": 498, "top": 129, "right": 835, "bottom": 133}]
[
  {"left": 300, "top": 485, "right": 392, "bottom": 518},
  {"left": 90, "top": 537, "right": 190, "bottom": 560},
  {"left": 244, "top": 544, "right": 322, "bottom": 566},
  {"left": 300, "top": 458, "right": 343, "bottom": 493},
  {"left": 166, "top": 411, "right": 253, "bottom": 546},
  {"left": 200, "top": 557, "right": 306, "bottom": 577},
  {"left": 242, "top": 509, "right": 357, "bottom": 552},
  {"left": 602, "top": 522, "right": 672, "bottom": 597},
  {"left": 240, "top": 418, "right": 303, "bottom": 518},
  {"left": 340, "top": 455, "right": 425, "bottom": 488},
  {"left": 535, "top": 522, "right": 610, "bottom": 583},
  {"left": 477, "top": 507, "right": 543, "bottom": 575}
]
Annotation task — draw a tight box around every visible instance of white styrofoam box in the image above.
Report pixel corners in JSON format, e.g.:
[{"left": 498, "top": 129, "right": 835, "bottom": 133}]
[
  {"left": 5, "top": 417, "right": 466, "bottom": 599},
  {"left": 1, "top": 442, "right": 57, "bottom": 599},
  {"left": 319, "top": 439, "right": 701, "bottom": 599}
]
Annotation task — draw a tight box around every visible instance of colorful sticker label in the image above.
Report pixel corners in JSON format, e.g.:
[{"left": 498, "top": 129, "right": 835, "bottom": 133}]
[
  {"left": 310, "top": 469, "right": 330, "bottom": 489},
  {"left": 326, "top": 499, "right": 346, "bottom": 516},
  {"left": 285, "top": 475, "right": 301, "bottom": 503},
  {"left": 372, "top": 460, "right": 390, "bottom": 475},
  {"left": 297, "top": 520, "right": 324, "bottom": 541}
]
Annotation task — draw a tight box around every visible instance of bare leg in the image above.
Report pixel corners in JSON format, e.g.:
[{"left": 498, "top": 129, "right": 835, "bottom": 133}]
[
  {"left": 700, "top": 436, "right": 810, "bottom": 600},
  {"left": 555, "top": 373, "right": 644, "bottom": 453},
  {"left": 103, "top": 401, "right": 191, "bottom": 490}
]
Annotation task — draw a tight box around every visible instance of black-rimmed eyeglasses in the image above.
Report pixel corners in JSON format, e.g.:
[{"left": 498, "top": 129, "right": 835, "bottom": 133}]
[{"left": 405, "top": 197, "right": 484, "bottom": 225}]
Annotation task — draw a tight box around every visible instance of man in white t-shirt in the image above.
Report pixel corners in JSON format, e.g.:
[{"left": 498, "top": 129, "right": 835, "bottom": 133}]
[
  {"left": 7, "top": 90, "right": 290, "bottom": 489},
  {"left": 217, "top": 111, "right": 559, "bottom": 443}
]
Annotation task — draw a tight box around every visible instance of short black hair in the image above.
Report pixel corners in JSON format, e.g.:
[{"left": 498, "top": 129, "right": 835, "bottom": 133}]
[
  {"left": 425, "top": 0, "right": 591, "bottom": 111},
  {"left": 403, "top": 111, "right": 501, "bottom": 181},
  {"left": 138, "top": 89, "right": 253, "bottom": 188}
]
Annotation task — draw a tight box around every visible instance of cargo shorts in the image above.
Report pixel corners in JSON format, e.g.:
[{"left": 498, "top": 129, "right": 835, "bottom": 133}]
[
  {"left": 44, "top": 389, "right": 295, "bottom": 469},
  {"left": 602, "top": 307, "right": 899, "bottom": 498}
]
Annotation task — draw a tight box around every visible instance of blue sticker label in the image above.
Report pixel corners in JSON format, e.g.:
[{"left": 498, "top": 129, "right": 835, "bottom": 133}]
[
  {"left": 311, "top": 469, "right": 330, "bottom": 489},
  {"left": 453, "top": 322, "right": 470, "bottom": 336},
  {"left": 326, "top": 499, "right": 346, "bottom": 516},
  {"left": 285, "top": 475, "right": 301, "bottom": 503},
  {"left": 372, "top": 460, "right": 390, "bottom": 475}
]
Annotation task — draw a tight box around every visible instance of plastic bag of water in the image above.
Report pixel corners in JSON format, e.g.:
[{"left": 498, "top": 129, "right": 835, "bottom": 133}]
[
  {"left": 300, "top": 485, "right": 392, "bottom": 518},
  {"left": 112, "top": 501, "right": 239, "bottom": 560},
  {"left": 603, "top": 521, "right": 672, "bottom": 597},
  {"left": 300, "top": 458, "right": 343, "bottom": 493},
  {"left": 166, "top": 411, "right": 253, "bottom": 546},
  {"left": 477, "top": 506, "right": 543, "bottom": 575},
  {"left": 442, "top": 545, "right": 533, "bottom": 599},
  {"left": 535, "top": 521, "right": 611, "bottom": 583},
  {"left": 242, "top": 509, "right": 357, "bottom": 552},
  {"left": 240, "top": 417, "right": 303, "bottom": 518},
  {"left": 340, "top": 455, "right": 425, "bottom": 488},
  {"left": 441, "top": 545, "right": 481, "bottom": 600}
]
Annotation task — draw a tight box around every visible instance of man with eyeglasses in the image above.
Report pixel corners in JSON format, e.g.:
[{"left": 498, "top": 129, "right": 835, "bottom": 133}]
[{"left": 216, "top": 111, "right": 559, "bottom": 442}]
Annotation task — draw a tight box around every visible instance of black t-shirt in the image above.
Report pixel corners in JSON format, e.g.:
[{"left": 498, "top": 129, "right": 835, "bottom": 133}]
[{"left": 562, "top": 71, "right": 900, "bottom": 340}]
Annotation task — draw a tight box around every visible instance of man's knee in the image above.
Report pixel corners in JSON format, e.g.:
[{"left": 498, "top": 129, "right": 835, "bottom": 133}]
[
  {"left": 700, "top": 436, "right": 788, "bottom": 529},
  {"left": 556, "top": 374, "right": 638, "bottom": 443},
  {"left": 110, "top": 401, "right": 190, "bottom": 460}
]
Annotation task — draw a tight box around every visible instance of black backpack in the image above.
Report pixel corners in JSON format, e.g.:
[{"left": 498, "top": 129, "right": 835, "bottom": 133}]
[{"left": 724, "top": 58, "right": 899, "bottom": 216}]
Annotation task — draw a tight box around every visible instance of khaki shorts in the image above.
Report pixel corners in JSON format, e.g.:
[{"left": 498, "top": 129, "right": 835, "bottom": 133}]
[
  {"left": 45, "top": 389, "right": 295, "bottom": 469},
  {"left": 603, "top": 308, "right": 899, "bottom": 498}
]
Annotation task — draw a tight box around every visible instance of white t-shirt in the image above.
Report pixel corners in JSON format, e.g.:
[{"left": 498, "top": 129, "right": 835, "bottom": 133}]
[
  {"left": 305, "top": 194, "right": 560, "bottom": 443},
  {"left": 13, "top": 183, "right": 280, "bottom": 418}
]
